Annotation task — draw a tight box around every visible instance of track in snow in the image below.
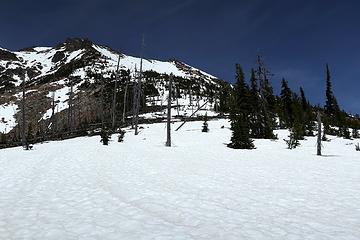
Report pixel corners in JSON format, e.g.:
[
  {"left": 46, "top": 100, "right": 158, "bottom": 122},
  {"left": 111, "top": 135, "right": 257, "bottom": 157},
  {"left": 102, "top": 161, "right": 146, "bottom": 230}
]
[{"left": 0, "top": 119, "right": 360, "bottom": 240}]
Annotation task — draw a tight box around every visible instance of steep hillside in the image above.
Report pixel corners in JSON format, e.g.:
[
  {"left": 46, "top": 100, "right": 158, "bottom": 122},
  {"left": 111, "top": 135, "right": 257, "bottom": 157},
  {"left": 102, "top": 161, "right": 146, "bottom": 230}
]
[{"left": 0, "top": 38, "right": 228, "bottom": 143}]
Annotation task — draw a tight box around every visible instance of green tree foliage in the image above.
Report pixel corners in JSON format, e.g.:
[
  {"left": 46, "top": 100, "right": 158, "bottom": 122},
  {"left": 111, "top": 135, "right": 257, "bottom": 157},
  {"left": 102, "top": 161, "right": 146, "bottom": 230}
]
[
  {"left": 228, "top": 64, "right": 255, "bottom": 149},
  {"left": 100, "top": 127, "right": 111, "bottom": 145},
  {"left": 324, "top": 64, "right": 340, "bottom": 116},
  {"left": 279, "top": 78, "right": 294, "bottom": 128},
  {"left": 248, "top": 69, "right": 262, "bottom": 138},
  {"left": 284, "top": 129, "right": 301, "bottom": 149},
  {"left": 253, "top": 56, "right": 277, "bottom": 139},
  {"left": 218, "top": 83, "right": 231, "bottom": 113},
  {"left": 300, "top": 87, "right": 315, "bottom": 136},
  {"left": 118, "top": 129, "right": 125, "bottom": 142},
  {"left": 352, "top": 128, "right": 359, "bottom": 139},
  {"left": 228, "top": 113, "right": 255, "bottom": 149}
]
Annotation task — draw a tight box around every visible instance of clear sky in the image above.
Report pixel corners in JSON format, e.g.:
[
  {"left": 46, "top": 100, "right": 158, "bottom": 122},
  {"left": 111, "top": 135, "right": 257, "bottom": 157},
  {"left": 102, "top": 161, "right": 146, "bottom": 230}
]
[{"left": 1, "top": 0, "right": 360, "bottom": 113}]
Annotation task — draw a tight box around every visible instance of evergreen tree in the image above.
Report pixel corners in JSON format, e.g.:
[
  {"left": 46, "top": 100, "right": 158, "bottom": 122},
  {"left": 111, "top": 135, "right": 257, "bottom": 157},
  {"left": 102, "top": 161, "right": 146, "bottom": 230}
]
[
  {"left": 300, "top": 87, "right": 309, "bottom": 111},
  {"left": 228, "top": 64, "right": 255, "bottom": 149},
  {"left": 228, "top": 112, "right": 255, "bottom": 149},
  {"left": 352, "top": 128, "right": 359, "bottom": 139},
  {"left": 284, "top": 128, "right": 301, "bottom": 149},
  {"left": 324, "top": 64, "right": 340, "bottom": 116},
  {"left": 118, "top": 129, "right": 125, "bottom": 142},
  {"left": 254, "top": 56, "right": 276, "bottom": 139},
  {"left": 219, "top": 84, "right": 231, "bottom": 113},
  {"left": 292, "top": 116, "right": 305, "bottom": 140},
  {"left": 322, "top": 120, "right": 329, "bottom": 141},
  {"left": 234, "top": 64, "right": 252, "bottom": 113},
  {"left": 280, "top": 78, "right": 294, "bottom": 128},
  {"left": 259, "top": 106, "right": 277, "bottom": 139},
  {"left": 248, "top": 69, "right": 262, "bottom": 138},
  {"left": 299, "top": 87, "right": 315, "bottom": 136},
  {"left": 305, "top": 119, "right": 315, "bottom": 136},
  {"left": 100, "top": 127, "right": 110, "bottom": 145},
  {"left": 340, "top": 126, "right": 351, "bottom": 139}
]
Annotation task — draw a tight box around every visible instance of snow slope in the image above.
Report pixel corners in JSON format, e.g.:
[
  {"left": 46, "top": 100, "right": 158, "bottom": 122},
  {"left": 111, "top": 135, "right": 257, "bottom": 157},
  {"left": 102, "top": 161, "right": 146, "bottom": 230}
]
[
  {"left": 92, "top": 44, "right": 217, "bottom": 80},
  {"left": 1, "top": 119, "right": 359, "bottom": 239},
  {"left": 0, "top": 39, "right": 222, "bottom": 134},
  {"left": 0, "top": 103, "right": 18, "bottom": 134}
]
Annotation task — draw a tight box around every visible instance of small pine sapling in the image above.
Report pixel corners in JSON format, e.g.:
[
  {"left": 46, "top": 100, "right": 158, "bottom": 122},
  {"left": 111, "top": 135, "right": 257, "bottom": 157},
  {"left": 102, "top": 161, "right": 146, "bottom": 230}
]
[
  {"left": 355, "top": 143, "right": 360, "bottom": 151},
  {"left": 118, "top": 129, "right": 125, "bottom": 142},
  {"left": 284, "top": 129, "right": 300, "bottom": 149},
  {"left": 352, "top": 128, "right": 359, "bottom": 139},
  {"left": 342, "top": 127, "right": 351, "bottom": 139},
  {"left": 305, "top": 121, "right": 315, "bottom": 136},
  {"left": 100, "top": 127, "right": 110, "bottom": 145}
]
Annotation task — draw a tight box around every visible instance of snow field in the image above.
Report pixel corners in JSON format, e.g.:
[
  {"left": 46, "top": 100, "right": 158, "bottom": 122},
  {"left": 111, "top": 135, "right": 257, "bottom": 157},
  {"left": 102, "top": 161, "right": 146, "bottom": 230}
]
[{"left": 0, "top": 119, "right": 360, "bottom": 239}]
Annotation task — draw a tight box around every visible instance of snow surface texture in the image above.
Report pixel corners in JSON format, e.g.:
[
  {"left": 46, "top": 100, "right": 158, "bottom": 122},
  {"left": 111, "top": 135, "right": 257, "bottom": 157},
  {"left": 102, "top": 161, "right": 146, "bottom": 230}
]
[
  {"left": 0, "top": 103, "right": 18, "bottom": 134},
  {"left": 1, "top": 119, "right": 360, "bottom": 240},
  {"left": 92, "top": 45, "right": 216, "bottom": 80}
]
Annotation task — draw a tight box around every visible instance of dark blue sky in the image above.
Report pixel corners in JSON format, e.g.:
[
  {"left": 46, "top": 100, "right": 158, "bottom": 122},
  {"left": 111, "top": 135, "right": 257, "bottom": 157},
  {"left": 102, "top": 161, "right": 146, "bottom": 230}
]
[{"left": 1, "top": 0, "right": 360, "bottom": 113}]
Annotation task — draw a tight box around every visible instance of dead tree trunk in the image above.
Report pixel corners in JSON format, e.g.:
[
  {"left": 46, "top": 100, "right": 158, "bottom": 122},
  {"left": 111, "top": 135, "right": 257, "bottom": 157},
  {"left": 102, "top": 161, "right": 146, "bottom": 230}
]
[
  {"left": 131, "top": 68, "right": 137, "bottom": 129},
  {"left": 51, "top": 91, "right": 56, "bottom": 136},
  {"left": 122, "top": 75, "right": 129, "bottom": 124},
  {"left": 101, "top": 79, "right": 105, "bottom": 129},
  {"left": 134, "top": 56, "right": 143, "bottom": 136},
  {"left": 317, "top": 111, "right": 322, "bottom": 156},
  {"left": 175, "top": 100, "right": 209, "bottom": 131},
  {"left": 68, "top": 78, "right": 74, "bottom": 133},
  {"left": 176, "top": 85, "right": 180, "bottom": 116},
  {"left": 166, "top": 74, "right": 173, "bottom": 147},
  {"left": 21, "top": 75, "right": 27, "bottom": 149},
  {"left": 111, "top": 55, "right": 121, "bottom": 132}
]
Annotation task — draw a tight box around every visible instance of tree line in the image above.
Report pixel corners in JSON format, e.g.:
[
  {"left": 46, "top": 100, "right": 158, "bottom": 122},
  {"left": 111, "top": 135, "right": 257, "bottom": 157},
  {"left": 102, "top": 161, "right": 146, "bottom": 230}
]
[{"left": 227, "top": 56, "right": 360, "bottom": 149}]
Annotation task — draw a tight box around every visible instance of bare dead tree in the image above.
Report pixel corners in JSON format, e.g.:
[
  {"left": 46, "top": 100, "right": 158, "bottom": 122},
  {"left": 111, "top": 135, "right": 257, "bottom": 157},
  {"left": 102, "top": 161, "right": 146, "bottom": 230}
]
[
  {"left": 134, "top": 36, "right": 145, "bottom": 136},
  {"left": 176, "top": 85, "right": 180, "bottom": 116},
  {"left": 21, "top": 74, "right": 27, "bottom": 149},
  {"left": 131, "top": 66, "right": 138, "bottom": 129},
  {"left": 175, "top": 100, "right": 209, "bottom": 131},
  {"left": 101, "top": 77, "right": 105, "bottom": 128},
  {"left": 50, "top": 91, "right": 56, "bottom": 135},
  {"left": 166, "top": 74, "right": 173, "bottom": 147},
  {"left": 68, "top": 77, "right": 74, "bottom": 133},
  {"left": 111, "top": 54, "right": 121, "bottom": 132},
  {"left": 189, "top": 85, "right": 193, "bottom": 114},
  {"left": 122, "top": 73, "right": 130, "bottom": 124},
  {"left": 134, "top": 67, "right": 142, "bottom": 135},
  {"left": 317, "top": 111, "right": 322, "bottom": 156}
]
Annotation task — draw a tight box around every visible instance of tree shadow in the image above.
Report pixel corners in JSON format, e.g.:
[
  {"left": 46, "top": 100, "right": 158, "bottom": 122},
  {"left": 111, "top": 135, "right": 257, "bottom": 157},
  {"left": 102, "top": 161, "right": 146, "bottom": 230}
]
[{"left": 317, "top": 154, "right": 340, "bottom": 157}]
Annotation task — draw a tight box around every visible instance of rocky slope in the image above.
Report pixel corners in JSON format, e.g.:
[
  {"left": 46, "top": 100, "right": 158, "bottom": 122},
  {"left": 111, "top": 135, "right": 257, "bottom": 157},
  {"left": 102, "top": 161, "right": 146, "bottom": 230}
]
[{"left": 0, "top": 38, "right": 228, "bottom": 142}]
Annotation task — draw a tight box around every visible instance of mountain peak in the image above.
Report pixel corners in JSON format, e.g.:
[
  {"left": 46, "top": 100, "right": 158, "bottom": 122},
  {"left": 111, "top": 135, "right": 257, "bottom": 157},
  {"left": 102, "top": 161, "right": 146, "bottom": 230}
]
[{"left": 57, "top": 38, "right": 94, "bottom": 52}]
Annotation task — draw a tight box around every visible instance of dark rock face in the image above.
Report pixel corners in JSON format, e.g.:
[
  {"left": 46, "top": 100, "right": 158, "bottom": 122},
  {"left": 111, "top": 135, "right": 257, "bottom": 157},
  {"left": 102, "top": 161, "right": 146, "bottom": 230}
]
[
  {"left": 52, "top": 51, "right": 66, "bottom": 63},
  {"left": 0, "top": 75, "right": 16, "bottom": 92},
  {"left": 0, "top": 49, "right": 18, "bottom": 61},
  {"left": 57, "top": 38, "right": 94, "bottom": 52},
  {"left": 18, "top": 47, "right": 37, "bottom": 52}
]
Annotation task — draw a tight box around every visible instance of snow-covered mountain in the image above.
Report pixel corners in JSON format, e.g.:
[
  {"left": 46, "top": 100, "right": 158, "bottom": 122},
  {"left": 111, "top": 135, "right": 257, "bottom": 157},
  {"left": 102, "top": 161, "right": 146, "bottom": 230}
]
[{"left": 0, "top": 38, "right": 228, "bottom": 137}]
